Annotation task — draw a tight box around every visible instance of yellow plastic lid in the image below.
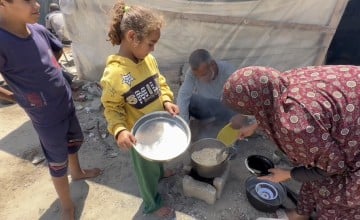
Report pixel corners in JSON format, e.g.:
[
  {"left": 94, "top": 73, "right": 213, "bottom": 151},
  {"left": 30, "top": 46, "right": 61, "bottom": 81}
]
[{"left": 216, "top": 123, "right": 239, "bottom": 147}]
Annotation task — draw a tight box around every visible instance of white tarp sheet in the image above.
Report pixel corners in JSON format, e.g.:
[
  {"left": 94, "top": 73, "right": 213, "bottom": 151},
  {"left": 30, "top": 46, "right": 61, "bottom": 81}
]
[{"left": 60, "top": 0, "right": 347, "bottom": 81}]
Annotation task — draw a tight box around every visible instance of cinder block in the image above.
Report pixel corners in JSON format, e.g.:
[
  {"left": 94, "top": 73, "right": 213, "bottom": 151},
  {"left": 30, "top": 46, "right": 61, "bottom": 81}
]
[
  {"left": 213, "top": 163, "right": 230, "bottom": 199},
  {"left": 183, "top": 175, "right": 217, "bottom": 205}
]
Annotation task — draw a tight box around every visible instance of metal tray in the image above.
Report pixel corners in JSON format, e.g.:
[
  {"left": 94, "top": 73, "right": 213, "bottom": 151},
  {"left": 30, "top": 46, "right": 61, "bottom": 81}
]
[{"left": 131, "top": 111, "right": 191, "bottom": 162}]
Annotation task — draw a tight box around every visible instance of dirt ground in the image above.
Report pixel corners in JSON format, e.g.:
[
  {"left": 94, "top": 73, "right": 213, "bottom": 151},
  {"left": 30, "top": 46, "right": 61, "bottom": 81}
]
[{"left": 0, "top": 52, "right": 300, "bottom": 220}]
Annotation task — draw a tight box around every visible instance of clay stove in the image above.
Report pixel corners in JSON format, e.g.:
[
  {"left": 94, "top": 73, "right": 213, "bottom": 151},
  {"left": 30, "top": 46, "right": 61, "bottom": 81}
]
[{"left": 182, "top": 163, "right": 230, "bottom": 205}]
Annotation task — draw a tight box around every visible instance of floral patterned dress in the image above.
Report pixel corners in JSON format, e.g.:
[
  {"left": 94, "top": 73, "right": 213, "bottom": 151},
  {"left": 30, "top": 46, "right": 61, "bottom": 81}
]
[{"left": 222, "top": 66, "right": 360, "bottom": 220}]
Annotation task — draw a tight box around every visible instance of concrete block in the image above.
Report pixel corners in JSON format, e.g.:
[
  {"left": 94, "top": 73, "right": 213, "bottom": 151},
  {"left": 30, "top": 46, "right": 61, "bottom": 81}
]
[
  {"left": 183, "top": 175, "right": 217, "bottom": 205},
  {"left": 213, "top": 163, "right": 230, "bottom": 199}
]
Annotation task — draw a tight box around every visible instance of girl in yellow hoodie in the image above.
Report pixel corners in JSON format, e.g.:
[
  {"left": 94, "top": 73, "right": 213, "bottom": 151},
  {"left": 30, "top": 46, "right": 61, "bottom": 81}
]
[{"left": 100, "top": 1, "right": 179, "bottom": 218}]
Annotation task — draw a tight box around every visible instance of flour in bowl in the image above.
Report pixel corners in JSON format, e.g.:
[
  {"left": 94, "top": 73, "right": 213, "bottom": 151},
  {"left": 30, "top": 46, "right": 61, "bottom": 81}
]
[
  {"left": 134, "top": 119, "right": 189, "bottom": 161},
  {"left": 191, "top": 148, "right": 227, "bottom": 166}
]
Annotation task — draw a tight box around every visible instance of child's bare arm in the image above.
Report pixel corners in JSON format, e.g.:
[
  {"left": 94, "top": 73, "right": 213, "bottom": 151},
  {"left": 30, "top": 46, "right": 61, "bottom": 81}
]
[{"left": 0, "top": 86, "right": 16, "bottom": 103}]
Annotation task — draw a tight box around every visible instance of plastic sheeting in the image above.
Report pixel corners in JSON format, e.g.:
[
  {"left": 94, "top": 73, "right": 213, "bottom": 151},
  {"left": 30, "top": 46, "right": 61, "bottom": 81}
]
[{"left": 59, "top": 0, "right": 348, "bottom": 81}]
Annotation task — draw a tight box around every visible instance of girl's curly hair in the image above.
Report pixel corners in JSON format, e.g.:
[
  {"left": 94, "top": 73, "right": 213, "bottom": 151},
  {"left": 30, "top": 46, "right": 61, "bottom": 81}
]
[{"left": 107, "top": 0, "right": 164, "bottom": 46}]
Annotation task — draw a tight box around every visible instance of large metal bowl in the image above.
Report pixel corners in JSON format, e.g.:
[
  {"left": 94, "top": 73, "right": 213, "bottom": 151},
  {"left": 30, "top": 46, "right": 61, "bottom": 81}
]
[{"left": 131, "top": 111, "right": 191, "bottom": 162}]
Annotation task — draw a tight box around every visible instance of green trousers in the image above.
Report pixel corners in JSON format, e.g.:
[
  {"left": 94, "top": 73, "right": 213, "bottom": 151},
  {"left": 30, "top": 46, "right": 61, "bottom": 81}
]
[{"left": 130, "top": 149, "right": 164, "bottom": 214}]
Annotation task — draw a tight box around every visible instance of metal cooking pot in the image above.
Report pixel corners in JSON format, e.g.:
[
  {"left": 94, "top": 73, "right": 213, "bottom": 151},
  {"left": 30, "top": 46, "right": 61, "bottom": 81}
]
[{"left": 189, "top": 138, "right": 230, "bottom": 178}]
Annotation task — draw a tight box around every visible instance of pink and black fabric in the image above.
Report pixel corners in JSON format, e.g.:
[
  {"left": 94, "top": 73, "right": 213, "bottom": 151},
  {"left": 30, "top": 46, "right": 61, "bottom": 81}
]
[{"left": 222, "top": 66, "right": 360, "bottom": 219}]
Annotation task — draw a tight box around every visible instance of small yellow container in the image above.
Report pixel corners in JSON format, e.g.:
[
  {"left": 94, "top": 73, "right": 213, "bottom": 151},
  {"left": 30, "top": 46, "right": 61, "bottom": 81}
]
[{"left": 216, "top": 123, "right": 239, "bottom": 147}]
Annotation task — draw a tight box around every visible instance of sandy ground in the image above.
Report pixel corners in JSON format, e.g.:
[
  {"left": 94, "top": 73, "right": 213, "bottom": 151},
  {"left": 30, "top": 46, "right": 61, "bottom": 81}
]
[{"left": 0, "top": 52, "right": 300, "bottom": 220}]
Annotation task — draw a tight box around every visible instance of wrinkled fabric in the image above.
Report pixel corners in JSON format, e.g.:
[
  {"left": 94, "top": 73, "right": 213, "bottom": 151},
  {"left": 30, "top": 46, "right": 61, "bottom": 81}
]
[
  {"left": 0, "top": 23, "right": 72, "bottom": 127},
  {"left": 222, "top": 65, "right": 360, "bottom": 219}
]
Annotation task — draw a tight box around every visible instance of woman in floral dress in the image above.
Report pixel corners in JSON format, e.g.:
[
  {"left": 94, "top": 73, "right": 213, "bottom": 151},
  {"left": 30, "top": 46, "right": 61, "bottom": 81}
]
[{"left": 222, "top": 65, "right": 360, "bottom": 220}]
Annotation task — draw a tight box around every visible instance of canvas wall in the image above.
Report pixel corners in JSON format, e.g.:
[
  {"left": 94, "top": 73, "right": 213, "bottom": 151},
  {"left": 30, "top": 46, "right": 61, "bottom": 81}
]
[{"left": 59, "top": 0, "right": 348, "bottom": 81}]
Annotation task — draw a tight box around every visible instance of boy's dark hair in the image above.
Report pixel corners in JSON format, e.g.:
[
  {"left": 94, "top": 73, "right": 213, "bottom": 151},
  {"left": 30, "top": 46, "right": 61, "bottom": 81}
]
[
  {"left": 49, "top": 3, "right": 60, "bottom": 12},
  {"left": 108, "top": 0, "right": 164, "bottom": 46},
  {"left": 189, "top": 49, "right": 213, "bottom": 69}
]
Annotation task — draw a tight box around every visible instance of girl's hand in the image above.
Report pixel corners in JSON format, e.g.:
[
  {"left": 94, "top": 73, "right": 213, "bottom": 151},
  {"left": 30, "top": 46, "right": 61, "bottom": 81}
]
[
  {"left": 164, "top": 102, "right": 179, "bottom": 116},
  {"left": 116, "top": 130, "right": 136, "bottom": 150},
  {"left": 258, "top": 168, "right": 291, "bottom": 183}
]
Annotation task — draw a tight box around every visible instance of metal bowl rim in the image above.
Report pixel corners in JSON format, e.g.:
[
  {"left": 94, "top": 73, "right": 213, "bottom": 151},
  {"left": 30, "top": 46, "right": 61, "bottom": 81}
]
[{"left": 131, "top": 111, "right": 191, "bottom": 162}]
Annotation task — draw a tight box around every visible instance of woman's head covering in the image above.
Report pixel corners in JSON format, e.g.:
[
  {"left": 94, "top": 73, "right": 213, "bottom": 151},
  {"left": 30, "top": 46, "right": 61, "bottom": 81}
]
[
  {"left": 222, "top": 65, "right": 360, "bottom": 175},
  {"left": 222, "top": 66, "right": 287, "bottom": 133},
  {"left": 222, "top": 66, "right": 288, "bottom": 143}
]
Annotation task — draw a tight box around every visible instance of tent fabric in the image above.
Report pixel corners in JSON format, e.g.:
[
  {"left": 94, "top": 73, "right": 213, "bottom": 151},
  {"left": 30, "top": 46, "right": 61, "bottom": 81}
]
[{"left": 59, "top": 0, "right": 348, "bottom": 81}]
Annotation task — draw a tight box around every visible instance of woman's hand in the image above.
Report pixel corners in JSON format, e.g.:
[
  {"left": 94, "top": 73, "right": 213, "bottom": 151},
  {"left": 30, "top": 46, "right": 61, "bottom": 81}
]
[
  {"left": 258, "top": 168, "right": 292, "bottom": 183},
  {"left": 230, "top": 114, "right": 247, "bottom": 129},
  {"left": 164, "top": 102, "right": 180, "bottom": 116},
  {"left": 236, "top": 122, "right": 259, "bottom": 140},
  {"left": 116, "top": 130, "right": 136, "bottom": 150},
  {"left": 230, "top": 114, "right": 258, "bottom": 140}
]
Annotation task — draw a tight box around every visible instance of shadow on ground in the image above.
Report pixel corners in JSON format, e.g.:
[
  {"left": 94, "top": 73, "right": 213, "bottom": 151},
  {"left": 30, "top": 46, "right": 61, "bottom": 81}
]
[
  {"left": 0, "top": 103, "right": 297, "bottom": 220},
  {"left": 39, "top": 181, "right": 89, "bottom": 220}
]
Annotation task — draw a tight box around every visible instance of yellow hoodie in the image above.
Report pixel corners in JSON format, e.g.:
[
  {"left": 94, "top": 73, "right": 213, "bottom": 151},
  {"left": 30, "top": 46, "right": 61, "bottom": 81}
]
[{"left": 100, "top": 54, "right": 173, "bottom": 137}]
